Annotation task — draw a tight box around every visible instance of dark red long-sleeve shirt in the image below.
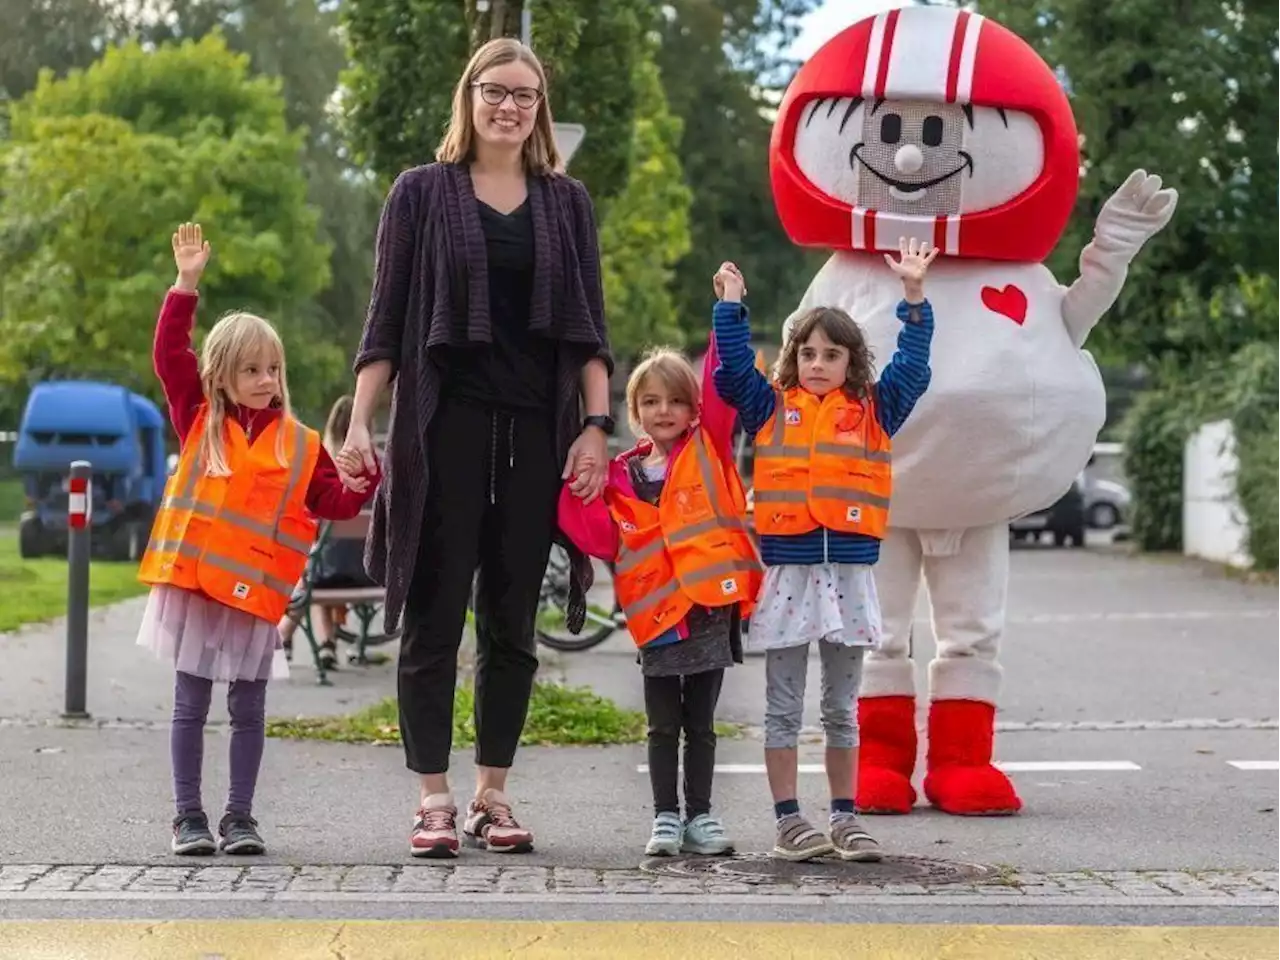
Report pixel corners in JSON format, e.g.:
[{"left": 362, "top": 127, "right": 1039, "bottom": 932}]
[{"left": 154, "top": 288, "right": 376, "bottom": 520}]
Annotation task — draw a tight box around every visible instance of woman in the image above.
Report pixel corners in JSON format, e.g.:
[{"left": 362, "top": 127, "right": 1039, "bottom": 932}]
[{"left": 337, "top": 37, "right": 613, "bottom": 859}]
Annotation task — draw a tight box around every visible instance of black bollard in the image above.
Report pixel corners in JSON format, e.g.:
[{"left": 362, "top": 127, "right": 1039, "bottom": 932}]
[{"left": 63, "top": 460, "right": 92, "bottom": 720}]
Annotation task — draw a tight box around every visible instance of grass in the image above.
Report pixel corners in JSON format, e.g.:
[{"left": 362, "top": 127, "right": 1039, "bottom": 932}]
[
  {"left": 0, "top": 527, "right": 149, "bottom": 633},
  {"left": 0, "top": 478, "right": 25, "bottom": 523},
  {"left": 267, "top": 680, "right": 743, "bottom": 747}
]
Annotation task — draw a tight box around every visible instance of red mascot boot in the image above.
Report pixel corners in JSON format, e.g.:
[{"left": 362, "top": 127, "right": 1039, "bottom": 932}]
[
  {"left": 922, "top": 699, "right": 1022, "bottom": 815},
  {"left": 854, "top": 696, "right": 917, "bottom": 814}
]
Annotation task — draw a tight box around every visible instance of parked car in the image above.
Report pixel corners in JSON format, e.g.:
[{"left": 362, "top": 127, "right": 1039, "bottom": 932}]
[
  {"left": 13, "top": 381, "right": 167, "bottom": 560},
  {"left": 1010, "top": 478, "right": 1087, "bottom": 547},
  {"left": 1082, "top": 443, "right": 1131, "bottom": 529}
]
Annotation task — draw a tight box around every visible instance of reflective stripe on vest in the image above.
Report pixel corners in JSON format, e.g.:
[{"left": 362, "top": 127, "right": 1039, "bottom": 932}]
[
  {"left": 612, "top": 429, "right": 762, "bottom": 646},
  {"left": 139, "top": 409, "right": 319, "bottom": 622},
  {"left": 753, "top": 387, "right": 892, "bottom": 538}
]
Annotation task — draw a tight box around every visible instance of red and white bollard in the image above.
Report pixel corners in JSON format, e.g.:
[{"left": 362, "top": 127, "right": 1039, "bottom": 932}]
[{"left": 64, "top": 460, "right": 92, "bottom": 719}]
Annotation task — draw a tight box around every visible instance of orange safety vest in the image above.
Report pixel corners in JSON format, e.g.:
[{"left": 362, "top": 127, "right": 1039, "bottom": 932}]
[
  {"left": 607, "top": 428, "right": 762, "bottom": 647},
  {"left": 139, "top": 407, "right": 321, "bottom": 624},
  {"left": 752, "top": 386, "right": 892, "bottom": 539}
]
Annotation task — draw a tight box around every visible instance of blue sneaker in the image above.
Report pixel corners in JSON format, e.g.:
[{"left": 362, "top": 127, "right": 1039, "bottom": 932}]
[
  {"left": 682, "top": 813, "right": 735, "bottom": 856},
  {"left": 644, "top": 812, "right": 684, "bottom": 856},
  {"left": 171, "top": 812, "right": 216, "bottom": 856}
]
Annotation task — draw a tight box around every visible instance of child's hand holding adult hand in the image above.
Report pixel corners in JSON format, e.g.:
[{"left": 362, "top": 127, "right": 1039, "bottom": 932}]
[
  {"left": 713, "top": 262, "right": 747, "bottom": 303},
  {"left": 172, "top": 222, "right": 211, "bottom": 293}
]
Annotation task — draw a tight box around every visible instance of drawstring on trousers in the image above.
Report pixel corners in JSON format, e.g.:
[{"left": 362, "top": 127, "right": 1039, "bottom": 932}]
[{"left": 487, "top": 412, "right": 517, "bottom": 505}]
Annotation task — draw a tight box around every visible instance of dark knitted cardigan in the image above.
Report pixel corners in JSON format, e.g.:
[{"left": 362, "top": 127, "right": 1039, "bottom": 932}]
[{"left": 354, "top": 161, "right": 613, "bottom": 632}]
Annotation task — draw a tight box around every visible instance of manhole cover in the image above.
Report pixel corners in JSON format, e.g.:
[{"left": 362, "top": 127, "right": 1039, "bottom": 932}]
[{"left": 639, "top": 853, "right": 995, "bottom": 887}]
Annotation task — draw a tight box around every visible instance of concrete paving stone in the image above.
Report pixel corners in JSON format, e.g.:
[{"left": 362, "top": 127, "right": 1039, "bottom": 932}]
[
  {"left": 1144, "top": 871, "right": 1219, "bottom": 896},
  {"left": 391, "top": 866, "right": 450, "bottom": 893},
  {"left": 235, "top": 866, "right": 295, "bottom": 893},
  {"left": 0, "top": 866, "right": 53, "bottom": 892},
  {"left": 25, "top": 865, "right": 98, "bottom": 892},
  {"left": 181, "top": 866, "right": 243, "bottom": 893},
  {"left": 877, "top": 883, "right": 930, "bottom": 895},
  {"left": 1247, "top": 870, "right": 1279, "bottom": 891},
  {"left": 339, "top": 865, "right": 396, "bottom": 892},
  {"left": 72, "top": 865, "right": 144, "bottom": 892},
  {"left": 287, "top": 865, "right": 347, "bottom": 893},
  {"left": 126, "top": 866, "right": 192, "bottom": 892},
  {"left": 549, "top": 868, "right": 603, "bottom": 891}
]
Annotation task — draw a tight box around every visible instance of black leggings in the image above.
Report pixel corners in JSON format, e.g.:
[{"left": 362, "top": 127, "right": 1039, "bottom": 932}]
[
  {"left": 644, "top": 669, "right": 725, "bottom": 819},
  {"left": 398, "top": 399, "right": 558, "bottom": 775}
]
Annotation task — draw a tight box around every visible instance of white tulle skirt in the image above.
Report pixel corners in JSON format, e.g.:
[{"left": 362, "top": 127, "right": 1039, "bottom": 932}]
[{"left": 136, "top": 585, "right": 289, "bottom": 682}]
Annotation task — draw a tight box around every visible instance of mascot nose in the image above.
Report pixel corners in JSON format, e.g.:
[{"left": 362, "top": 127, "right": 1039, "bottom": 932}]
[{"left": 894, "top": 144, "right": 924, "bottom": 175}]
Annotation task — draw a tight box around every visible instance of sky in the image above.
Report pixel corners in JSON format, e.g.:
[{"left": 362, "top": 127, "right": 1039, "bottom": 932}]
[{"left": 787, "top": 0, "right": 904, "bottom": 61}]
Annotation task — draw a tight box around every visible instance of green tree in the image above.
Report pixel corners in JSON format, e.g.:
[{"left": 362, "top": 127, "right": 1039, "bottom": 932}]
[
  {"left": 0, "top": 0, "right": 121, "bottom": 102},
  {"left": 0, "top": 35, "right": 338, "bottom": 413},
  {"left": 656, "top": 0, "right": 822, "bottom": 341},
  {"left": 342, "top": 0, "right": 651, "bottom": 210},
  {"left": 598, "top": 51, "right": 692, "bottom": 358},
  {"left": 975, "top": 0, "right": 1279, "bottom": 372}
]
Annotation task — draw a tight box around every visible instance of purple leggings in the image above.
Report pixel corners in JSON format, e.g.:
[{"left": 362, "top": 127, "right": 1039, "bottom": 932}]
[{"left": 171, "top": 671, "right": 267, "bottom": 817}]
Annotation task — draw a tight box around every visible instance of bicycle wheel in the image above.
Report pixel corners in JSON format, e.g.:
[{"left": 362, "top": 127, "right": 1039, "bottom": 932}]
[{"left": 534, "top": 546, "right": 623, "bottom": 652}]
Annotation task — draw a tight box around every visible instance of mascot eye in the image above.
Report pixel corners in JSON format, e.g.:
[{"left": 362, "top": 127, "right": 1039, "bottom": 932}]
[
  {"left": 922, "top": 115, "right": 944, "bottom": 147},
  {"left": 880, "top": 113, "right": 902, "bottom": 144}
]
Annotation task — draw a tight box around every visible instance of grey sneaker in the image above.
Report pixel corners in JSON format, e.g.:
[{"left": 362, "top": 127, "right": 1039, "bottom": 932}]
[
  {"left": 217, "top": 813, "right": 265, "bottom": 855},
  {"left": 830, "top": 814, "right": 883, "bottom": 862},
  {"left": 171, "top": 812, "right": 216, "bottom": 856},
  {"left": 644, "top": 812, "right": 684, "bottom": 857},
  {"left": 682, "top": 813, "right": 734, "bottom": 856},
  {"left": 772, "top": 813, "right": 834, "bottom": 861}
]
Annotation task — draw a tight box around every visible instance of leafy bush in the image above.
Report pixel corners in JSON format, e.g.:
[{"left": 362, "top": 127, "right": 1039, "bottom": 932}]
[{"left": 1122, "top": 335, "right": 1278, "bottom": 567}]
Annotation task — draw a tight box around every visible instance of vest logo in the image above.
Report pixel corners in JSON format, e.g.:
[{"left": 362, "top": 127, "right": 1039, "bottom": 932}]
[
  {"left": 233, "top": 582, "right": 252, "bottom": 600},
  {"left": 720, "top": 578, "right": 738, "bottom": 595},
  {"left": 846, "top": 506, "right": 862, "bottom": 523},
  {"left": 620, "top": 521, "right": 637, "bottom": 533},
  {"left": 784, "top": 407, "right": 801, "bottom": 426}
]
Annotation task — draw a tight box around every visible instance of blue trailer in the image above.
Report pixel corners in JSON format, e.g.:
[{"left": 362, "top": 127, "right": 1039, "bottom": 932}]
[{"left": 12, "top": 381, "right": 168, "bottom": 561}]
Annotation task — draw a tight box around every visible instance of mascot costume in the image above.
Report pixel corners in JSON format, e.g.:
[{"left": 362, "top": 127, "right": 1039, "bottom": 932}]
[{"left": 768, "top": 6, "right": 1176, "bottom": 815}]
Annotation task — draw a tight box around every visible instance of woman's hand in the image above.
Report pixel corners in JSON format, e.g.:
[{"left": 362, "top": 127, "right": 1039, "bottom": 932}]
[
  {"left": 171, "top": 222, "right": 211, "bottom": 293},
  {"left": 337, "top": 421, "right": 377, "bottom": 493},
  {"left": 563, "top": 426, "right": 608, "bottom": 504}
]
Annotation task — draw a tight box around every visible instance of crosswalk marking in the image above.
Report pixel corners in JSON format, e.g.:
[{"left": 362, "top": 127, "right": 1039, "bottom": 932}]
[{"left": 636, "top": 759, "right": 1276, "bottom": 774}]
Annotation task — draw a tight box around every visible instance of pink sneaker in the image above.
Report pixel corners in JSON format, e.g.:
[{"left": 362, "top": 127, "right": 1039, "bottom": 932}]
[
  {"left": 410, "top": 793, "right": 459, "bottom": 859},
  {"left": 463, "top": 788, "right": 534, "bottom": 853}
]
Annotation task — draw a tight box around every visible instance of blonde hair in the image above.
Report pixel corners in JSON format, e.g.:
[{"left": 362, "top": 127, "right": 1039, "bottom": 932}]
[
  {"left": 198, "top": 311, "right": 293, "bottom": 476},
  {"left": 322, "top": 395, "right": 353, "bottom": 456},
  {"left": 435, "top": 38, "right": 561, "bottom": 174},
  {"left": 625, "top": 348, "right": 700, "bottom": 436}
]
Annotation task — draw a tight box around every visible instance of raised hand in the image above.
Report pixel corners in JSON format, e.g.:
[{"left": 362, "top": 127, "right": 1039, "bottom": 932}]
[
  {"left": 172, "top": 222, "right": 211, "bottom": 292},
  {"left": 713, "top": 261, "right": 747, "bottom": 302},
  {"left": 884, "top": 237, "right": 939, "bottom": 304},
  {"left": 1094, "top": 169, "right": 1178, "bottom": 257}
]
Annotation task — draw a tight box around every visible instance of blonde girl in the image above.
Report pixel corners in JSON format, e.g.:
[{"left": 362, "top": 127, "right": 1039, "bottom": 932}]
[{"left": 138, "top": 223, "right": 378, "bottom": 857}]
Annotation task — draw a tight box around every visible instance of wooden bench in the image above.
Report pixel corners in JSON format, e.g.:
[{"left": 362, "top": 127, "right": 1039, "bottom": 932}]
[{"left": 284, "top": 511, "right": 398, "bottom": 685}]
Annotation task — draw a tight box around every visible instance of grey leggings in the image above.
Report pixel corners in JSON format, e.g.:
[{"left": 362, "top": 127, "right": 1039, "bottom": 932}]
[{"left": 764, "top": 642, "right": 866, "bottom": 749}]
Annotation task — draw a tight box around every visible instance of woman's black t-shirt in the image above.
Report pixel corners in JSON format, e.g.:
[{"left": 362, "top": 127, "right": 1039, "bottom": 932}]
[{"left": 440, "top": 197, "right": 557, "bottom": 410}]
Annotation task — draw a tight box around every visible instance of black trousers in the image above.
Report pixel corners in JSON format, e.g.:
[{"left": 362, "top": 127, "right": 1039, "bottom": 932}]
[
  {"left": 399, "top": 399, "right": 558, "bottom": 775},
  {"left": 643, "top": 669, "right": 725, "bottom": 819}
]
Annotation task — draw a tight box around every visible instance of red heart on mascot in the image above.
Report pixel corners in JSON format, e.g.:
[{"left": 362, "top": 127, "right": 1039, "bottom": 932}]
[{"left": 980, "top": 285, "right": 1028, "bottom": 324}]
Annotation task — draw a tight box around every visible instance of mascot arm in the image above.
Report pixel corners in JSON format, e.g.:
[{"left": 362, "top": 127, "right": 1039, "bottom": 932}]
[{"left": 1061, "top": 169, "right": 1178, "bottom": 349}]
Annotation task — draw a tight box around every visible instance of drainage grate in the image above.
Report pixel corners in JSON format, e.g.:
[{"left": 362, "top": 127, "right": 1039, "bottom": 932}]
[{"left": 639, "top": 853, "right": 996, "bottom": 887}]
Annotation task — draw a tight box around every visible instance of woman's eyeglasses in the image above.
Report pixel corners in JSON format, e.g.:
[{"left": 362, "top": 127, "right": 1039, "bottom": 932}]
[{"left": 472, "top": 82, "right": 543, "bottom": 109}]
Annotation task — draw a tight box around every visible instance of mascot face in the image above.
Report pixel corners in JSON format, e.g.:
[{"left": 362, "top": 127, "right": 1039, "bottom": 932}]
[{"left": 770, "top": 7, "right": 1080, "bottom": 263}]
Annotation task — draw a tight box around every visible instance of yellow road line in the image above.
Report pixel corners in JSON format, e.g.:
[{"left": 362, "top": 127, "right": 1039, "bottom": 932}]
[{"left": 0, "top": 921, "right": 1275, "bottom": 959}]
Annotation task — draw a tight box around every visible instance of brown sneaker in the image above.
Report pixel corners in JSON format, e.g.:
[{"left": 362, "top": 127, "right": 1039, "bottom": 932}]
[
  {"left": 463, "top": 788, "right": 534, "bottom": 853},
  {"left": 829, "top": 814, "right": 883, "bottom": 862},
  {"left": 410, "top": 793, "right": 459, "bottom": 859}
]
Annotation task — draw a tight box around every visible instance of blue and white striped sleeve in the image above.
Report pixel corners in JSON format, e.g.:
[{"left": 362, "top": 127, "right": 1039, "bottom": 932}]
[
  {"left": 874, "top": 299, "right": 934, "bottom": 436},
  {"left": 712, "top": 301, "right": 776, "bottom": 436}
]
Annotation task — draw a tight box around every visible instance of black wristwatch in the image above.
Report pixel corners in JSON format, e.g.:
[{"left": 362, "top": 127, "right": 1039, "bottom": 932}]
[{"left": 583, "top": 414, "right": 616, "bottom": 436}]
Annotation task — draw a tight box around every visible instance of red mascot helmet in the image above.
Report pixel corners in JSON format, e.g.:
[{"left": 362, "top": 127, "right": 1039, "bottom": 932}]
[{"left": 770, "top": 6, "right": 1079, "bottom": 263}]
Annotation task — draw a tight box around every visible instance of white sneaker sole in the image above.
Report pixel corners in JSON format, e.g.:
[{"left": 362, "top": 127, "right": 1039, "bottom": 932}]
[
  {"left": 644, "top": 839, "right": 682, "bottom": 857},
  {"left": 835, "top": 846, "right": 883, "bottom": 862},
  {"left": 771, "top": 841, "right": 834, "bottom": 862},
  {"left": 171, "top": 837, "right": 216, "bottom": 856},
  {"left": 681, "top": 840, "right": 735, "bottom": 856}
]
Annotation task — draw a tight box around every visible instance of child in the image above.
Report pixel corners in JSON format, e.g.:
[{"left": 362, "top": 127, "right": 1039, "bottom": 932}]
[
  {"left": 137, "top": 222, "right": 379, "bottom": 856},
  {"left": 559, "top": 344, "right": 761, "bottom": 857},
  {"left": 278, "top": 395, "right": 378, "bottom": 670},
  {"left": 711, "top": 237, "right": 937, "bottom": 861}
]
